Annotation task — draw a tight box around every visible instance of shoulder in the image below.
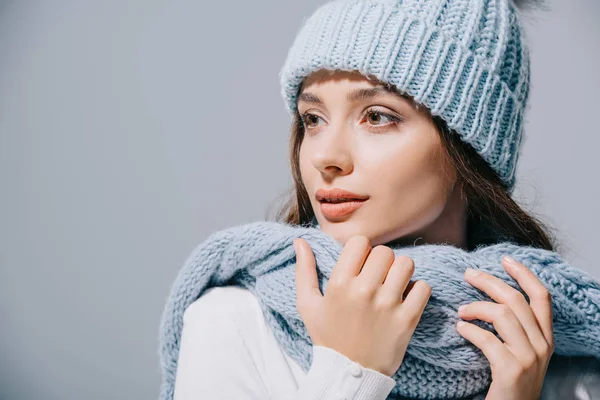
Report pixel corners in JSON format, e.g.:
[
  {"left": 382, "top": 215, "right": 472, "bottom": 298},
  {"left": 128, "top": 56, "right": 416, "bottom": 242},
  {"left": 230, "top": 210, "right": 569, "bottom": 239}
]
[
  {"left": 183, "top": 285, "right": 264, "bottom": 335},
  {"left": 185, "top": 285, "right": 259, "bottom": 316}
]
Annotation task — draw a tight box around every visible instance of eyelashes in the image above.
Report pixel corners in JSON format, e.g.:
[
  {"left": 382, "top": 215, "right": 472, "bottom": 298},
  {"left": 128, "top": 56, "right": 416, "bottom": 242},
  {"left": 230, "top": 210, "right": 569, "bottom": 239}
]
[
  {"left": 299, "top": 107, "right": 403, "bottom": 133},
  {"left": 300, "top": 112, "right": 325, "bottom": 129}
]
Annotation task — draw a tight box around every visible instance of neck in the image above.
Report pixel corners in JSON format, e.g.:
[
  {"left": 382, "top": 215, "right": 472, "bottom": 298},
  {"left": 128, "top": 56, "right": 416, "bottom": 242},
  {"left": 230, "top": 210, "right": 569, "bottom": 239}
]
[{"left": 386, "top": 182, "right": 468, "bottom": 250}]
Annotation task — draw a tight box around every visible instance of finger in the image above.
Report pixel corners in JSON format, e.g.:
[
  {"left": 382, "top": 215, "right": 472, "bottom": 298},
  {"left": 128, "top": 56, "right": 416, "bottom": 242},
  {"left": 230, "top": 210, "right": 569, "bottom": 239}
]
[
  {"left": 329, "top": 235, "right": 372, "bottom": 282},
  {"left": 458, "top": 301, "right": 537, "bottom": 366},
  {"left": 456, "top": 320, "right": 517, "bottom": 368},
  {"left": 502, "top": 256, "right": 554, "bottom": 347},
  {"left": 464, "top": 267, "right": 548, "bottom": 352},
  {"left": 403, "top": 280, "right": 417, "bottom": 300},
  {"left": 398, "top": 280, "right": 431, "bottom": 328},
  {"left": 378, "top": 256, "right": 415, "bottom": 305},
  {"left": 294, "top": 239, "right": 322, "bottom": 314},
  {"left": 357, "top": 245, "right": 395, "bottom": 287}
]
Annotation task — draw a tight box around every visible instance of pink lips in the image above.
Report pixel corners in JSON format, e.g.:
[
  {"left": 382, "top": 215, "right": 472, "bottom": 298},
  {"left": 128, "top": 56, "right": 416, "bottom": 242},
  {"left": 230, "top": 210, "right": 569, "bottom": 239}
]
[
  {"left": 315, "top": 188, "right": 369, "bottom": 220},
  {"left": 319, "top": 200, "right": 367, "bottom": 219}
]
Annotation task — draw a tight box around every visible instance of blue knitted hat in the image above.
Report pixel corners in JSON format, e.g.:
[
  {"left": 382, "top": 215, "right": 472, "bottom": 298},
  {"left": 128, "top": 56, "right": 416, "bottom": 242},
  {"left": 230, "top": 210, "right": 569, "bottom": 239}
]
[{"left": 279, "top": 0, "right": 537, "bottom": 192}]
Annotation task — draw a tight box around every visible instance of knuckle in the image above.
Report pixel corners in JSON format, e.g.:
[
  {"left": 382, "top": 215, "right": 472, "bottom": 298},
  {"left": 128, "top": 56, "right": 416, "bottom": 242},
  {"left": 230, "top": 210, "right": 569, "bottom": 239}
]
[
  {"left": 497, "top": 304, "right": 512, "bottom": 319},
  {"left": 542, "top": 339, "right": 555, "bottom": 355},
  {"left": 481, "top": 331, "right": 497, "bottom": 347},
  {"left": 508, "top": 290, "right": 526, "bottom": 305},
  {"left": 416, "top": 280, "right": 432, "bottom": 296},
  {"left": 522, "top": 354, "right": 537, "bottom": 370},
  {"left": 372, "top": 245, "right": 394, "bottom": 257},
  {"left": 349, "top": 235, "right": 371, "bottom": 250},
  {"left": 535, "top": 288, "right": 551, "bottom": 302},
  {"left": 509, "top": 365, "right": 526, "bottom": 380},
  {"left": 328, "top": 276, "right": 346, "bottom": 291},
  {"left": 356, "top": 284, "right": 376, "bottom": 300},
  {"left": 374, "top": 295, "right": 396, "bottom": 310},
  {"left": 396, "top": 255, "right": 415, "bottom": 269},
  {"left": 400, "top": 308, "right": 421, "bottom": 326}
]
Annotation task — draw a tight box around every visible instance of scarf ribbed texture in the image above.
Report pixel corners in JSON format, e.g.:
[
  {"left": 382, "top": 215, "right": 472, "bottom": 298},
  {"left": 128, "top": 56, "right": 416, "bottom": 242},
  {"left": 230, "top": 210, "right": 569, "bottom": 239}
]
[{"left": 159, "top": 222, "right": 600, "bottom": 399}]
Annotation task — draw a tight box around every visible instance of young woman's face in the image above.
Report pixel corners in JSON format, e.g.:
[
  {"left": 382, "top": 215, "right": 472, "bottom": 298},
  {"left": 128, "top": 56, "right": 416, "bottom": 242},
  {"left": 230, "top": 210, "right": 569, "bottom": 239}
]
[{"left": 297, "top": 70, "right": 465, "bottom": 247}]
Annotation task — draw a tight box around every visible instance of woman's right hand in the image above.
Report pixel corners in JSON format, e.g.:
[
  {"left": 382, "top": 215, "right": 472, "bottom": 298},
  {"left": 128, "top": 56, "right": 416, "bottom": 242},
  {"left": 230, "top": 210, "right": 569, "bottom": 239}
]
[{"left": 293, "top": 235, "right": 431, "bottom": 378}]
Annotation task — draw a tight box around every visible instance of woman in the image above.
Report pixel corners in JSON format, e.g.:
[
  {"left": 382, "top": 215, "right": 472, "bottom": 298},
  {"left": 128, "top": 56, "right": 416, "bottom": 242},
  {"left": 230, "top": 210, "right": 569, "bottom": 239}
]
[{"left": 162, "top": 0, "right": 600, "bottom": 399}]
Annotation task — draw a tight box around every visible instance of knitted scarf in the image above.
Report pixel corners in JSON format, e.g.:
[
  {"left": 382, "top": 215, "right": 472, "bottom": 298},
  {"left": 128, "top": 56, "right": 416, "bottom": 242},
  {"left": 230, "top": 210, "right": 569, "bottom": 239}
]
[{"left": 158, "top": 221, "right": 600, "bottom": 400}]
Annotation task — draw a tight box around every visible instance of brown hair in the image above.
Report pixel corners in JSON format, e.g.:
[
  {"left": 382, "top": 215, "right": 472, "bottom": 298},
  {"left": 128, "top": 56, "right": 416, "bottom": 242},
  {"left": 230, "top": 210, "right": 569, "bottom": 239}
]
[{"left": 268, "top": 82, "right": 559, "bottom": 253}]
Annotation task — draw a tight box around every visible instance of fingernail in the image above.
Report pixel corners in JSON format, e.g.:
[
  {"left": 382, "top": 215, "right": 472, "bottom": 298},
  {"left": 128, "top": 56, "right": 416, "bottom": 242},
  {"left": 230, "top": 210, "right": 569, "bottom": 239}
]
[
  {"left": 465, "top": 268, "right": 480, "bottom": 277},
  {"left": 457, "top": 321, "right": 466, "bottom": 328},
  {"left": 503, "top": 255, "right": 518, "bottom": 267},
  {"left": 458, "top": 304, "right": 467, "bottom": 312}
]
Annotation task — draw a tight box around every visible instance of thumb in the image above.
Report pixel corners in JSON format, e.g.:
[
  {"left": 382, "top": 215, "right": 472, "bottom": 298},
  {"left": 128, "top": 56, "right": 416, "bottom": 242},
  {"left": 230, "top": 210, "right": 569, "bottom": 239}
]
[{"left": 294, "top": 238, "right": 322, "bottom": 314}]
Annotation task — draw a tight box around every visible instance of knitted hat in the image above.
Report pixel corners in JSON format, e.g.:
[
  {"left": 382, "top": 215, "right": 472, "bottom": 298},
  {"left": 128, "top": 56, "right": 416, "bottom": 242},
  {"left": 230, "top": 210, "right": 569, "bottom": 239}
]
[{"left": 279, "top": 0, "right": 538, "bottom": 192}]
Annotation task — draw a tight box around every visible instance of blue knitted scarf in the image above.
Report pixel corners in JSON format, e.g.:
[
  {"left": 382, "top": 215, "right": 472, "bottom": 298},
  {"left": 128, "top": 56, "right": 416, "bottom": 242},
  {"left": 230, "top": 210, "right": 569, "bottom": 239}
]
[{"left": 158, "top": 221, "right": 600, "bottom": 400}]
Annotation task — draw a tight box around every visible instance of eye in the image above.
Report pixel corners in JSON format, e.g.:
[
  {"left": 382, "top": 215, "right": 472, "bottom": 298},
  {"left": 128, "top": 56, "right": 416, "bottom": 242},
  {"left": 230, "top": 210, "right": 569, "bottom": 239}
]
[
  {"left": 364, "top": 108, "right": 402, "bottom": 127},
  {"left": 300, "top": 112, "right": 325, "bottom": 129}
]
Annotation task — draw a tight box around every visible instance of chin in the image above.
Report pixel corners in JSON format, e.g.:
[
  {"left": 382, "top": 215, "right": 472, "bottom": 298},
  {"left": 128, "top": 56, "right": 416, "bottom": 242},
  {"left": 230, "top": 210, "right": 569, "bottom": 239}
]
[{"left": 318, "top": 218, "right": 372, "bottom": 246}]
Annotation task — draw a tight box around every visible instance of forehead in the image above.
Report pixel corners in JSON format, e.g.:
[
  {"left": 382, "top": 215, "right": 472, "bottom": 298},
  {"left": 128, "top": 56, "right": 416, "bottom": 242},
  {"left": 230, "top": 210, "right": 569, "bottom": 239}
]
[
  {"left": 298, "top": 69, "right": 417, "bottom": 108},
  {"left": 300, "top": 69, "right": 382, "bottom": 91}
]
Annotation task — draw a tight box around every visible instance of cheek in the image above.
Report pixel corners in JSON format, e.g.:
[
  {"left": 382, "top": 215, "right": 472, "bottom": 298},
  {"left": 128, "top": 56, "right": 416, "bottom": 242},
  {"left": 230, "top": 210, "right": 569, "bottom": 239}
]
[
  {"left": 368, "top": 135, "right": 455, "bottom": 211},
  {"left": 298, "top": 142, "right": 314, "bottom": 190},
  {"left": 366, "top": 134, "right": 445, "bottom": 181},
  {"left": 298, "top": 143, "right": 308, "bottom": 176}
]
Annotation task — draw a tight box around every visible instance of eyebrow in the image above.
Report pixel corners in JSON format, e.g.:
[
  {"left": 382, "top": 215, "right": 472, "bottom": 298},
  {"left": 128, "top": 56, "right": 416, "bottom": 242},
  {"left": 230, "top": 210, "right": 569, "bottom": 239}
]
[{"left": 297, "top": 85, "right": 411, "bottom": 105}]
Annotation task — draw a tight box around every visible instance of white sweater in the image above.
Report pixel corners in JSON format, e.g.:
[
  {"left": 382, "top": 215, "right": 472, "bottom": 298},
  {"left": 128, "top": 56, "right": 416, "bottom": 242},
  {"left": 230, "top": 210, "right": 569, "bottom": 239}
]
[{"left": 173, "top": 285, "right": 397, "bottom": 400}]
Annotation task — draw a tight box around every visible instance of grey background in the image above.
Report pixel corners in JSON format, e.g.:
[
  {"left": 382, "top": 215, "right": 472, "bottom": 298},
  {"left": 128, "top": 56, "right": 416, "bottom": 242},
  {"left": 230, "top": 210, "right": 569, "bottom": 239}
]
[{"left": 0, "top": 0, "right": 598, "bottom": 399}]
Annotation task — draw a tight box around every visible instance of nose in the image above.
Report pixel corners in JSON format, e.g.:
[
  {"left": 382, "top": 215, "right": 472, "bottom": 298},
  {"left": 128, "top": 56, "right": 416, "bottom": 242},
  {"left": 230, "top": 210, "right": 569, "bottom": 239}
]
[{"left": 310, "top": 121, "right": 354, "bottom": 179}]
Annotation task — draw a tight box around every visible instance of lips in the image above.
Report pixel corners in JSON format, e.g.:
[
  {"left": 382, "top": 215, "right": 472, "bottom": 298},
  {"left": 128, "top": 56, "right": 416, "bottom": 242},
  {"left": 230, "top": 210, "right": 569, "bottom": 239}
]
[
  {"left": 315, "top": 188, "right": 369, "bottom": 220},
  {"left": 315, "top": 188, "right": 369, "bottom": 202}
]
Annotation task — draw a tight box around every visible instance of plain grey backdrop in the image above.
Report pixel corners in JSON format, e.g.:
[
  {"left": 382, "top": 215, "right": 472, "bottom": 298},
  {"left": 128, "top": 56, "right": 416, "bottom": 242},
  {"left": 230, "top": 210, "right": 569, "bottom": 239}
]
[{"left": 0, "top": 0, "right": 598, "bottom": 399}]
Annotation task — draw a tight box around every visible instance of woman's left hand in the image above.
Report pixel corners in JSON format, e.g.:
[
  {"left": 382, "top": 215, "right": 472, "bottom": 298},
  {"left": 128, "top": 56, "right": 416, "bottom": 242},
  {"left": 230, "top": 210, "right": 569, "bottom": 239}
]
[{"left": 457, "top": 256, "right": 555, "bottom": 400}]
